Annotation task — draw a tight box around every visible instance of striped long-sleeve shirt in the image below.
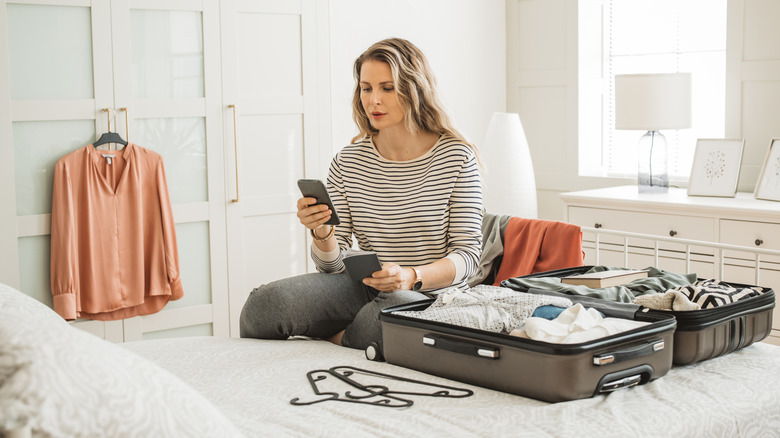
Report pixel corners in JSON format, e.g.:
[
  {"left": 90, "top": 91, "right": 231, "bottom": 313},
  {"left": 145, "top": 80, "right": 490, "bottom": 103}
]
[{"left": 311, "top": 135, "right": 483, "bottom": 293}]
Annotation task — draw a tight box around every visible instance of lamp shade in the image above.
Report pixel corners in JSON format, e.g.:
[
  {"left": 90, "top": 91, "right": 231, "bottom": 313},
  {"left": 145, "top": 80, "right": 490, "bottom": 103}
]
[
  {"left": 481, "top": 112, "right": 537, "bottom": 218},
  {"left": 615, "top": 73, "right": 692, "bottom": 130}
]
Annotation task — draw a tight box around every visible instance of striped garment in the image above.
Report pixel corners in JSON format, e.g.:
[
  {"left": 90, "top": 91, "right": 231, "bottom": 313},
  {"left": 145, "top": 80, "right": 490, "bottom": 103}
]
[{"left": 311, "top": 135, "right": 483, "bottom": 293}]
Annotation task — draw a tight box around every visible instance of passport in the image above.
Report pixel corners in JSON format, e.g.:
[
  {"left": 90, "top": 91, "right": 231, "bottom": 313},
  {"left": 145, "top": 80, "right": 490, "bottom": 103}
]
[{"left": 343, "top": 251, "right": 382, "bottom": 284}]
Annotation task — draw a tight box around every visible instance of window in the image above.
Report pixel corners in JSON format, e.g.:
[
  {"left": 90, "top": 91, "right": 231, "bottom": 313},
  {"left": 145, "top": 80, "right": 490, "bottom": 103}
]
[{"left": 579, "top": 0, "right": 727, "bottom": 183}]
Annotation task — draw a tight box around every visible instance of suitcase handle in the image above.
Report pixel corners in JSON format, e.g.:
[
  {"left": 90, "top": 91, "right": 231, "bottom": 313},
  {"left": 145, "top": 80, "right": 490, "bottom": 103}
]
[
  {"left": 422, "top": 335, "right": 500, "bottom": 359},
  {"left": 592, "top": 339, "right": 665, "bottom": 366},
  {"left": 595, "top": 365, "right": 653, "bottom": 394}
]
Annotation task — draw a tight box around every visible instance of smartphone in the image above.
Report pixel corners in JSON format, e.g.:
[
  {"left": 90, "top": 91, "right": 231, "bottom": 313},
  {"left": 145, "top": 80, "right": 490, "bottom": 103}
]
[{"left": 297, "top": 179, "right": 340, "bottom": 225}]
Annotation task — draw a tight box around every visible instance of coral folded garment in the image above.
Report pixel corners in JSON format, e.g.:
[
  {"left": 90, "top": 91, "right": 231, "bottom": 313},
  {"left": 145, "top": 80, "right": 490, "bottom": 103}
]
[
  {"left": 493, "top": 217, "right": 584, "bottom": 285},
  {"left": 515, "top": 304, "right": 649, "bottom": 344}
]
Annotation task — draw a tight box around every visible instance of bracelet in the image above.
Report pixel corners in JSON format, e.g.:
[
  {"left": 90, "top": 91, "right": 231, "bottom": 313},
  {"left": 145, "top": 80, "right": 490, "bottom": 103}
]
[{"left": 310, "top": 226, "right": 335, "bottom": 242}]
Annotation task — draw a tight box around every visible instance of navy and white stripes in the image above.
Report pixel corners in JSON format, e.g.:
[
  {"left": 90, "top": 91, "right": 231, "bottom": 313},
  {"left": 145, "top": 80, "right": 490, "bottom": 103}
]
[{"left": 312, "top": 135, "right": 483, "bottom": 293}]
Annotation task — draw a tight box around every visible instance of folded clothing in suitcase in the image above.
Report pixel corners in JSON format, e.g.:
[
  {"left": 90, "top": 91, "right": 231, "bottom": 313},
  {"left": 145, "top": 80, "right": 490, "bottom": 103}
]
[
  {"left": 502, "top": 266, "right": 776, "bottom": 365},
  {"left": 380, "top": 288, "right": 676, "bottom": 403}
]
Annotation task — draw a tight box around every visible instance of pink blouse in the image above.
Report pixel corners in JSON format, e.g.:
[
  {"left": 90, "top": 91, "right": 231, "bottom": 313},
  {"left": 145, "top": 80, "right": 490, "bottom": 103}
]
[{"left": 50, "top": 143, "right": 183, "bottom": 321}]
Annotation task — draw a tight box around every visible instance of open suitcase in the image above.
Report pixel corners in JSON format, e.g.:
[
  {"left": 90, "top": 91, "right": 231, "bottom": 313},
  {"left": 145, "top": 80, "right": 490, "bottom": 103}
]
[
  {"left": 379, "top": 297, "right": 676, "bottom": 403},
  {"left": 502, "top": 266, "right": 776, "bottom": 365}
]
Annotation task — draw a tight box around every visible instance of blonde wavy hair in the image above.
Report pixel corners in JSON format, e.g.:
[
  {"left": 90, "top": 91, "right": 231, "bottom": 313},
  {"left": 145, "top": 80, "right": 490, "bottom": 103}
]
[{"left": 350, "top": 38, "right": 480, "bottom": 162}]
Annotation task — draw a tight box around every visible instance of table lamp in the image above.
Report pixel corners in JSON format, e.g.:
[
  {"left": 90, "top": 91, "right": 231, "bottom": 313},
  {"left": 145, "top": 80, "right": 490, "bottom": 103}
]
[{"left": 615, "top": 73, "right": 692, "bottom": 193}]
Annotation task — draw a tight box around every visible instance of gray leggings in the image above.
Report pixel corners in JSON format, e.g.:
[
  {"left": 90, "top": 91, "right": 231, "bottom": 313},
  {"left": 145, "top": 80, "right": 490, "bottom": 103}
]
[{"left": 239, "top": 272, "right": 428, "bottom": 350}]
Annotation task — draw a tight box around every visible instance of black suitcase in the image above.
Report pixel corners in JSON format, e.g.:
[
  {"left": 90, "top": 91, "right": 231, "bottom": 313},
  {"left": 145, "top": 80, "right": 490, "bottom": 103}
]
[
  {"left": 379, "top": 297, "right": 676, "bottom": 403},
  {"left": 502, "top": 266, "right": 776, "bottom": 365}
]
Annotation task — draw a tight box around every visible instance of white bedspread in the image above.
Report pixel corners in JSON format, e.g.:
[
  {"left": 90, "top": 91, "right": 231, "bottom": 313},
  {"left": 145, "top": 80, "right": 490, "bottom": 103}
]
[{"left": 123, "top": 336, "right": 780, "bottom": 438}]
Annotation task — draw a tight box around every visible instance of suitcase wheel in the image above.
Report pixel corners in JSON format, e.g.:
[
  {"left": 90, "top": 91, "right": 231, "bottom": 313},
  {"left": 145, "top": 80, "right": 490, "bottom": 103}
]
[{"left": 365, "top": 341, "right": 384, "bottom": 362}]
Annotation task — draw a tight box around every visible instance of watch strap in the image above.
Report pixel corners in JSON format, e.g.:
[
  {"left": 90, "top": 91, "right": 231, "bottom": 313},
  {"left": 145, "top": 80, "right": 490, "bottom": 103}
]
[{"left": 411, "top": 267, "right": 423, "bottom": 291}]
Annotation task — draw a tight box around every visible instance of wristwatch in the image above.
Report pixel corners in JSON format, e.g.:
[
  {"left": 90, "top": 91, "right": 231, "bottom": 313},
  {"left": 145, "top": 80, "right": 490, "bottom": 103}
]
[{"left": 411, "top": 267, "right": 423, "bottom": 291}]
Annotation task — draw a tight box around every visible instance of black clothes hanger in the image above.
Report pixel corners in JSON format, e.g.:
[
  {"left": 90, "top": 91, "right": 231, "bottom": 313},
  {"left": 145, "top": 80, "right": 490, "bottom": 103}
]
[
  {"left": 290, "top": 369, "right": 413, "bottom": 408},
  {"left": 93, "top": 131, "right": 127, "bottom": 149},
  {"left": 290, "top": 365, "right": 473, "bottom": 408},
  {"left": 329, "top": 366, "right": 473, "bottom": 399},
  {"left": 93, "top": 108, "right": 128, "bottom": 150}
]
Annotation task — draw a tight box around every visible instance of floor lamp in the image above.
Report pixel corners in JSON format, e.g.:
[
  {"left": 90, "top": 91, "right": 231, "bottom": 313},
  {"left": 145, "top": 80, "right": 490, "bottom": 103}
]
[
  {"left": 481, "top": 112, "right": 538, "bottom": 218},
  {"left": 615, "top": 73, "right": 692, "bottom": 193}
]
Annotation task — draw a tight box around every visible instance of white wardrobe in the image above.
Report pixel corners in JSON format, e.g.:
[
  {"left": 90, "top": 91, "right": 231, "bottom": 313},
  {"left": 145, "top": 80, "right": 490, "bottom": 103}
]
[{"left": 0, "top": 0, "right": 331, "bottom": 341}]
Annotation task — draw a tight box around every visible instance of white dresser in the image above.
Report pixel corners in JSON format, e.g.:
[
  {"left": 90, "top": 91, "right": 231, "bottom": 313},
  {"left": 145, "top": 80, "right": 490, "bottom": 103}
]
[{"left": 561, "top": 185, "right": 780, "bottom": 345}]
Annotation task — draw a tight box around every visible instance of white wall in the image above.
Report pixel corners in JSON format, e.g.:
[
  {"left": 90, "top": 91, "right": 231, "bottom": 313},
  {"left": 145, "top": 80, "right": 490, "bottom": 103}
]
[
  {"left": 725, "top": 0, "right": 780, "bottom": 190},
  {"left": 327, "top": 0, "right": 507, "bottom": 167}
]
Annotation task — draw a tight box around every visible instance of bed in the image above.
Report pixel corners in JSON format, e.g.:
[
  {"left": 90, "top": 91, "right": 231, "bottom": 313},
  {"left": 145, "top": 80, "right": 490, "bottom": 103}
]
[
  {"left": 3, "top": 224, "right": 780, "bottom": 438},
  {"left": 2, "top": 281, "right": 780, "bottom": 438},
  {"left": 124, "top": 336, "right": 780, "bottom": 437}
]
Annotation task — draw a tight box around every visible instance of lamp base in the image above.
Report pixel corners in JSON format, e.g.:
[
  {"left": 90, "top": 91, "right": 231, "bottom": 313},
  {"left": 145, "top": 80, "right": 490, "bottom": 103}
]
[
  {"left": 637, "top": 130, "right": 669, "bottom": 193},
  {"left": 638, "top": 182, "right": 668, "bottom": 193}
]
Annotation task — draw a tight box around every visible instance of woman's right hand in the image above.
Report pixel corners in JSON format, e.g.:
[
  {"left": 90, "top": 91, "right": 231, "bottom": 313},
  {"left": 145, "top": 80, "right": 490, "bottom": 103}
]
[{"left": 297, "top": 196, "right": 334, "bottom": 230}]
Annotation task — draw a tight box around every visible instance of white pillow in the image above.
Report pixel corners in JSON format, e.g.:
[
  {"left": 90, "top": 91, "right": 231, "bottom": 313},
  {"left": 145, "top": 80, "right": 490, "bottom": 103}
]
[{"left": 0, "top": 283, "right": 244, "bottom": 438}]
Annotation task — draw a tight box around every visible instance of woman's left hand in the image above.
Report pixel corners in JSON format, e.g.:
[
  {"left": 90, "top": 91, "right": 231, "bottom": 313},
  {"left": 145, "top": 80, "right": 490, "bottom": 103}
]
[{"left": 362, "top": 262, "right": 415, "bottom": 292}]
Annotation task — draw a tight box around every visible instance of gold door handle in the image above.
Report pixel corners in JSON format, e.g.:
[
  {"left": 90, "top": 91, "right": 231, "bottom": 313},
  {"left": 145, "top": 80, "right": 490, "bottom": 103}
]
[
  {"left": 103, "top": 108, "right": 112, "bottom": 151},
  {"left": 119, "top": 107, "right": 129, "bottom": 142},
  {"left": 229, "top": 104, "right": 239, "bottom": 203}
]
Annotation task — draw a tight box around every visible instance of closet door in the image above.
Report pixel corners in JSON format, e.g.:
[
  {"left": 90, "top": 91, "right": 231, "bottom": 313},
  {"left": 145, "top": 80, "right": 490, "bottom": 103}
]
[
  {"left": 0, "top": 0, "right": 230, "bottom": 341},
  {"left": 220, "top": 0, "right": 331, "bottom": 336},
  {"left": 0, "top": 0, "right": 125, "bottom": 341},
  {"left": 111, "top": 0, "right": 230, "bottom": 340}
]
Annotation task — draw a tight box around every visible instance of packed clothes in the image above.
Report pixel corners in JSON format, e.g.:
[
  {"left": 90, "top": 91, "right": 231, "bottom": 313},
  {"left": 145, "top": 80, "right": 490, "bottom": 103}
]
[
  {"left": 502, "top": 266, "right": 697, "bottom": 303},
  {"left": 392, "top": 285, "right": 650, "bottom": 344},
  {"left": 393, "top": 285, "right": 572, "bottom": 334},
  {"left": 394, "top": 267, "right": 768, "bottom": 346},
  {"left": 635, "top": 279, "right": 766, "bottom": 310},
  {"left": 633, "top": 290, "right": 701, "bottom": 311},
  {"left": 510, "top": 304, "right": 649, "bottom": 343}
]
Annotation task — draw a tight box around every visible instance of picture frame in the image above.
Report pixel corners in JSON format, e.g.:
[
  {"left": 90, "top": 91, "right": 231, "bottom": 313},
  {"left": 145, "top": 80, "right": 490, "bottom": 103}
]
[
  {"left": 687, "top": 138, "right": 745, "bottom": 197},
  {"left": 754, "top": 138, "right": 780, "bottom": 202}
]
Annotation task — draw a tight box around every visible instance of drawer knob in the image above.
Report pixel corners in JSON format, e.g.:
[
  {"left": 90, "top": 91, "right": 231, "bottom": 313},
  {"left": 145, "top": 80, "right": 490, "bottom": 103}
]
[
  {"left": 594, "top": 223, "right": 602, "bottom": 229},
  {"left": 755, "top": 239, "right": 764, "bottom": 246},
  {"left": 669, "top": 230, "right": 678, "bottom": 237}
]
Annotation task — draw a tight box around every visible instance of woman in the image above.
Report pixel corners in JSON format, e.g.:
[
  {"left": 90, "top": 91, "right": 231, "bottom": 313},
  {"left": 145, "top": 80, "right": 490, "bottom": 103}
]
[{"left": 240, "top": 38, "right": 483, "bottom": 350}]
